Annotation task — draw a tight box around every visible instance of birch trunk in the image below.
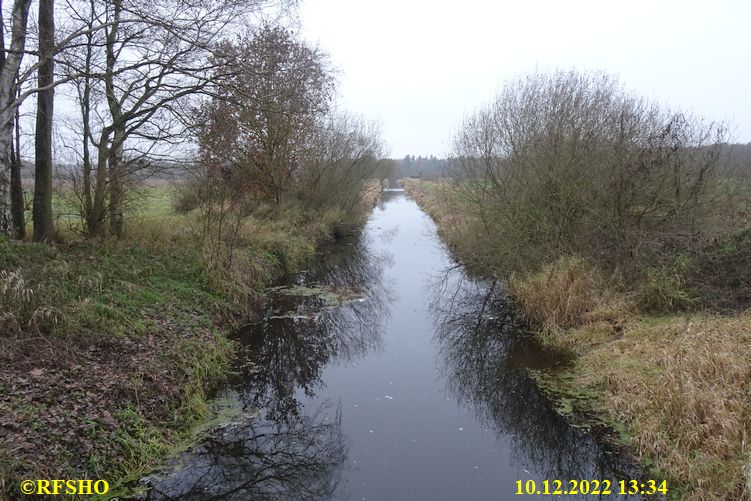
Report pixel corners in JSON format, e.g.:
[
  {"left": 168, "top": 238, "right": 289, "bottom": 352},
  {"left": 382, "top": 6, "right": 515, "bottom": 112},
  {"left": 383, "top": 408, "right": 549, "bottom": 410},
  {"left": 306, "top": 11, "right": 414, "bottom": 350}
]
[{"left": 0, "top": 0, "right": 31, "bottom": 238}]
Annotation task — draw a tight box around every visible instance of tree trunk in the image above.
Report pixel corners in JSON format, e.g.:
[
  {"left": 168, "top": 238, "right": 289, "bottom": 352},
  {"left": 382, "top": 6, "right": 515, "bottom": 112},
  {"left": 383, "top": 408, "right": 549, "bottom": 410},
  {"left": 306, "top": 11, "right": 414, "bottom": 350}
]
[
  {"left": 0, "top": 150, "right": 10, "bottom": 236},
  {"left": 88, "top": 129, "right": 110, "bottom": 237},
  {"left": 0, "top": 0, "right": 31, "bottom": 238},
  {"left": 105, "top": 0, "right": 124, "bottom": 238},
  {"left": 108, "top": 128, "right": 124, "bottom": 238},
  {"left": 10, "top": 103, "right": 24, "bottom": 238},
  {"left": 32, "top": 0, "right": 56, "bottom": 242},
  {"left": 81, "top": 56, "right": 93, "bottom": 226}
]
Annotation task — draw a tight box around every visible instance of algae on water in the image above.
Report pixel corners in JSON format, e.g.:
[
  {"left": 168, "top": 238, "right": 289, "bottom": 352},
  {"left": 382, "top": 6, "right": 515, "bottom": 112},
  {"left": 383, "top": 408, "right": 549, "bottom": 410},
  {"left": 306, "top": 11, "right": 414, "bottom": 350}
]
[{"left": 267, "top": 284, "right": 365, "bottom": 306}]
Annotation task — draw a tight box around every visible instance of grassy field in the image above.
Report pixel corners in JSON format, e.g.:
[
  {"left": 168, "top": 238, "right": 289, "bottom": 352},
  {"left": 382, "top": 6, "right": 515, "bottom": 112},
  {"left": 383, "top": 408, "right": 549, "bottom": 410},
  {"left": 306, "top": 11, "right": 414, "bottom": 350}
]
[
  {"left": 405, "top": 178, "right": 751, "bottom": 501},
  {"left": 0, "top": 184, "right": 366, "bottom": 498},
  {"left": 38, "top": 184, "right": 182, "bottom": 236}
]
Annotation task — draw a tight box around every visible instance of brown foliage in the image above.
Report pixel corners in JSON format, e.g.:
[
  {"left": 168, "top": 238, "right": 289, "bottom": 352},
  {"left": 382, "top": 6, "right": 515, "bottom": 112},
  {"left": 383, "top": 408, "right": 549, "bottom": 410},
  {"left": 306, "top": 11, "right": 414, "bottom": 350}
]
[{"left": 196, "top": 26, "right": 335, "bottom": 206}]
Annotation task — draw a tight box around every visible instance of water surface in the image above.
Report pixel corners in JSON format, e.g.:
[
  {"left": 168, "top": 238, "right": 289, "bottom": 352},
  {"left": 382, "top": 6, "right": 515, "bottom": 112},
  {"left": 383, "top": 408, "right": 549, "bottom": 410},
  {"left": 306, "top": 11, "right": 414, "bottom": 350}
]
[{"left": 141, "top": 190, "right": 642, "bottom": 500}]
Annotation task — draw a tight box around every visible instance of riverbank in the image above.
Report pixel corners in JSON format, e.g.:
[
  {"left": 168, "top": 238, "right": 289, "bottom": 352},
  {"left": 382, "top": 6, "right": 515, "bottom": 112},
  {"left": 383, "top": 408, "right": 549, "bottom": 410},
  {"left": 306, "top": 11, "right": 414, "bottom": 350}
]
[
  {"left": 0, "top": 187, "right": 373, "bottom": 498},
  {"left": 133, "top": 188, "right": 646, "bottom": 499},
  {"left": 405, "top": 179, "right": 751, "bottom": 500}
]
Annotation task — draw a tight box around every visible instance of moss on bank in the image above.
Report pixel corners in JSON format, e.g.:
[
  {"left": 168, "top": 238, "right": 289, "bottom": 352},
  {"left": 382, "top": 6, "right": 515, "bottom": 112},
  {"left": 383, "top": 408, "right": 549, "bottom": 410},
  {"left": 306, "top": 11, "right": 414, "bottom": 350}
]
[
  {"left": 405, "top": 179, "right": 751, "bottom": 500},
  {"left": 0, "top": 196, "right": 365, "bottom": 498}
]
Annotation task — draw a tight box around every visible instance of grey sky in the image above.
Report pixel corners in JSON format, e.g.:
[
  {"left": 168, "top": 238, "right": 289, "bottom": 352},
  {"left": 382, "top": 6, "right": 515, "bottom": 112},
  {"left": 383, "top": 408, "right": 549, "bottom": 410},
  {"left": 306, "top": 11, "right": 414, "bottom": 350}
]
[{"left": 298, "top": 0, "right": 751, "bottom": 158}]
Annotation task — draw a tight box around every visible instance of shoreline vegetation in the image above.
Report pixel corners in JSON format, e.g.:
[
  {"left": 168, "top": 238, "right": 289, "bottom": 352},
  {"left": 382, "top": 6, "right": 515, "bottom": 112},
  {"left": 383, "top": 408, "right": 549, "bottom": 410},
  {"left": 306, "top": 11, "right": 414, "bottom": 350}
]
[
  {"left": 0, "top": 183, "right": 382, "bottom": 498},
  {"left": 405, "top": 164, "right": 751, "bottom": 500},
  {"left": 398, "top": 65, "right": 751, "bottom": 501},
  {"left": 0, "top": 17, "right": 391, "bottom": 498}
]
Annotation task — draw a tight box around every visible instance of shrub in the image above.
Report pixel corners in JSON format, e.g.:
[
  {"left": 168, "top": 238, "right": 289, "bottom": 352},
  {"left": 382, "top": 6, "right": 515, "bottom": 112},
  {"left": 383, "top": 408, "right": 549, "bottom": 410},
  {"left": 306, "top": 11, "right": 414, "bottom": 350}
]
[
  {"left": 448, "top": 70, "right": 727, "bottom": 278},
  {"left": 173, "top": 180, "right": 203, "bottom": 214},
  {"left": 637, "top": 256, "right": 699, "bottom": 312}
]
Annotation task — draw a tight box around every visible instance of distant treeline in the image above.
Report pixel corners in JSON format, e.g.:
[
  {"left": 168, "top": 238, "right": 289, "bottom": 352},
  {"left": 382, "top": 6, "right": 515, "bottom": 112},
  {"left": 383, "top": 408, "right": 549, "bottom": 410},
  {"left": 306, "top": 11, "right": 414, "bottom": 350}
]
[
  {"left": 721, "top": 142, "right": 751, "bottom": 171},
  {"left": 384, "top": 155, "right": 448, "bottom": 185},
  {"left": 383, "top": 143, "right": 751, "bottom": 187}
]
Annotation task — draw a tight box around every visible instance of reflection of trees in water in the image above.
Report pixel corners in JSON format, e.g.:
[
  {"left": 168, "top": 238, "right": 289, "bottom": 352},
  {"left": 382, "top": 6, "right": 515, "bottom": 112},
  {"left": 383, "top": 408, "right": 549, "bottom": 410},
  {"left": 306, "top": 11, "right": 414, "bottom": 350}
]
[
  {"left": 292, "top": 230, "right": 395, "bottom": 290},
  {"left": 428, "top": 266, "right": 637, "bottom": 486},
  {"left": 377, "top": 189, "right": 404, "bottom": 211},
  {"left": 234, "top": 234, "right": 394, "bottom": 422},
  {"left": 143, "top": 402, "right": 347, "bottom": 501},
  {"left": 142, "top": 236, "right": 395, "bottom": 500}
]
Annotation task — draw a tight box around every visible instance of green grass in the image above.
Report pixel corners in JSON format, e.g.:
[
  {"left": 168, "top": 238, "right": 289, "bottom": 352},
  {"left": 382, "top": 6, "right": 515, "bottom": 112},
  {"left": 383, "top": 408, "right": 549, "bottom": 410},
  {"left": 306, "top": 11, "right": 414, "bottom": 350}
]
[
  {"left": 0, "top": 235, "right": 223, "bottom": 338},
  {"left": 132, "top": 185, "right": 177, "bottom": 217},
  {"left": 0, "top": 209, "right": 235, "bottom": 497},
  {"left": 17, "top": 184, "right": 181, "bottom": 237},
  {"left": 0, "top": 232, "right": 235, "bottom": 495}
]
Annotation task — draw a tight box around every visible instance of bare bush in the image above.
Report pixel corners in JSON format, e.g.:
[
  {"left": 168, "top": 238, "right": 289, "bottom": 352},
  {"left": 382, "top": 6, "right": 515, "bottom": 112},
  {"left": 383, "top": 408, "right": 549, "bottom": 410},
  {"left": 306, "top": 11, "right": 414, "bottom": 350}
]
[
  {"left": 297, "top": 112, "right": 386, "bottom": 216},
  {"left": 449, "top": 70, "right": 727, "bottom": 277}
]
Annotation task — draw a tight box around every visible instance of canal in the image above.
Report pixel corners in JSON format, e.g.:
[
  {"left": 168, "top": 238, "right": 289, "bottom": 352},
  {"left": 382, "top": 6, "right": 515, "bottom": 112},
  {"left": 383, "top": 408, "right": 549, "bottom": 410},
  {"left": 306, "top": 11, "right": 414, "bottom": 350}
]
[{"left": 140, "top": 189, "right": 640, "bottom": 500}]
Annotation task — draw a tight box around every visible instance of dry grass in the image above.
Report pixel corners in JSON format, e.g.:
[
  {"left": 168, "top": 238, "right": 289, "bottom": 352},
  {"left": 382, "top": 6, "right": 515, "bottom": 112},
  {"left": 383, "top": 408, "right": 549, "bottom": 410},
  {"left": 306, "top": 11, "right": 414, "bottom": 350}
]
[
  {"left": 509, "top": 256, "right": 632, "bottom": 335},
  {"left": 201, "top": 205, "right": 346, "bottom": 294},
  {"left": 0, "top": 269, "right": 36, "bottom": 335},
  {"left": 637, "top": 256, "right": 700, "bottom": 313},
  {"left": 403, "top": 179, "right": 459, "bottom": 230},
  {"left": 567, "top": 313, "right": 751, "bottom": 500},
  {"left": 362, "top": 179, "right": 386, "bottom": 207},
  {"left": 402, "top": 179, "right": 488, "bottom": 267}
]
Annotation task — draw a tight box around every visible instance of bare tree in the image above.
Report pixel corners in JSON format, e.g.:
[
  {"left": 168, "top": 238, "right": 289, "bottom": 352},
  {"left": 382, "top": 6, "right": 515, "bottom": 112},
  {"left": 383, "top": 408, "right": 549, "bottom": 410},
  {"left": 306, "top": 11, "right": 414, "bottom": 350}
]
[
  {"left": 298, "top": 111, "right": 386, "bottom": 215},
  {"left": 58, "top": 0, "right": 272, "bottom": 237},
  {"left": 197, "top": 25, "right": 335, "bottom": 206}
]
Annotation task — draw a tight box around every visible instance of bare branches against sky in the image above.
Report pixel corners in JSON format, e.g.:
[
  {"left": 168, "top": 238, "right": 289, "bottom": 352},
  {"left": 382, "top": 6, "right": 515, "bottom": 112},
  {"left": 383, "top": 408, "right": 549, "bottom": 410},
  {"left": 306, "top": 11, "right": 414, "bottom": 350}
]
[{"left": 299, "top": 0, "right": 751, "bottom": 157}]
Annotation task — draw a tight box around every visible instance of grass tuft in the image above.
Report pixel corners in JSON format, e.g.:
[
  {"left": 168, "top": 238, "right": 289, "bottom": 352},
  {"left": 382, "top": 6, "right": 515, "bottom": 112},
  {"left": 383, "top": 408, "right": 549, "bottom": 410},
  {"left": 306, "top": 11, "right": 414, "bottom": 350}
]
[
  {"left": 509, "top": 256, "right": 631, "bottom": 335},
  {"left": 637, "top": 256, "right": 700, "bottom": 313}
]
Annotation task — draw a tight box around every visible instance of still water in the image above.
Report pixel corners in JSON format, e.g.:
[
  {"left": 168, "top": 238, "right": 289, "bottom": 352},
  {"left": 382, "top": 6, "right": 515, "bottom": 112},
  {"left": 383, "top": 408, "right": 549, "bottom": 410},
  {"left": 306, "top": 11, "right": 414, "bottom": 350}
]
[{"left": 141, "top": 190, "right": 642, "bottom": 500}]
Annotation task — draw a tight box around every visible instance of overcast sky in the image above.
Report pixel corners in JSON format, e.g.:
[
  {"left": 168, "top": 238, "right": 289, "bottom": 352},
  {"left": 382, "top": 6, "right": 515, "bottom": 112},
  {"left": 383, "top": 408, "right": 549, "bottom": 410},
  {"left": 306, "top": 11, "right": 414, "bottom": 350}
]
[{"left": 298, "top": 0, "right": 751, "bottom": 158}]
